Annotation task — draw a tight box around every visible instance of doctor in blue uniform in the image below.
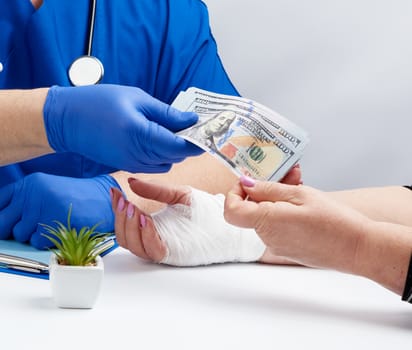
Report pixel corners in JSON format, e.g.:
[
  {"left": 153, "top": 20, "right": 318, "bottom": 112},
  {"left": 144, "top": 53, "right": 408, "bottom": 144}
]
[{"left": 0, "top": 0, "right": 239, "bottom": 248}]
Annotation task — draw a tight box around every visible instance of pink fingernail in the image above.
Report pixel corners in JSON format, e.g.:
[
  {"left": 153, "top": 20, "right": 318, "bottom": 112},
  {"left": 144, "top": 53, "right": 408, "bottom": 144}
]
[
  {"left": 240, "top": 175, "right": 256, "bottom": 187},
  {"left": 140, "top": 214, "right": 146, "bottom": 228},
  {"left": 127, "top": 202, "right": 134, "bottom": 218},
  {"left": 117, "top": 197, "right": 125, "bottom": 212}
]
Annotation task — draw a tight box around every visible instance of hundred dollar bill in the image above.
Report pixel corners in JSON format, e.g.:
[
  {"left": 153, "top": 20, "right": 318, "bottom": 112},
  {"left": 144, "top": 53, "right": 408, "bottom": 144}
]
[
  {"left": 173, "top": 88, "right": 309, "bottom": 181},
  {"left": 174, "top": 87, "right": 308, "bottom": 151}
]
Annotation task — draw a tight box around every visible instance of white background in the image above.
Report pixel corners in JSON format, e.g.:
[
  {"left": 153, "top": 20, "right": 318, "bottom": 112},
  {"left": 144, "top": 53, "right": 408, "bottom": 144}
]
[{"left": 205, "top": 0, "right": 412, "bottom": 191}]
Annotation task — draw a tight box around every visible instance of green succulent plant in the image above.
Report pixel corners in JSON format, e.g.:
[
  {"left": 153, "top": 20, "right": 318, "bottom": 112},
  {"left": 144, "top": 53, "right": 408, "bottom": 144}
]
[{"left": 41, "top": 205, "right": 110, "bottom": 266}]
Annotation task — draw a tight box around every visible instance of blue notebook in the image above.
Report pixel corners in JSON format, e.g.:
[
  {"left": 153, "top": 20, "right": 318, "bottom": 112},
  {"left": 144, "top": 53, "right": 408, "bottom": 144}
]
[{"left": 0, "top": 237, "right": 118, "bottom": 280}]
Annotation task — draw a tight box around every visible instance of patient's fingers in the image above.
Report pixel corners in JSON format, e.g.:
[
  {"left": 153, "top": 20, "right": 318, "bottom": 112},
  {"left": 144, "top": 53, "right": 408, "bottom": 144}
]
[
  {"left": 123, "top": 201, "right": 150, "bottom": 260},
  {"left": 127, "top": 177, "right": 192, "bottom": 206},
  {"left": 111, "top": 187, "right": 167, "bottom": 262},
  {"left": 242, "top": 180, "right": 304, "bottom": 205},
  {"left": 280, "top": 164, "right": 303, "bottom": 185},
  {"left": 111, "top": 187, "right": 149, "bottom": 259},
  {"left": 111, "top": 188, "right": 127, "bottom": 248},
  {"left": 224, "top": 183, "right": 261, "bottom": 229},
  {"left": 140, "top": 214, "right": 168, "bottom": 262}
]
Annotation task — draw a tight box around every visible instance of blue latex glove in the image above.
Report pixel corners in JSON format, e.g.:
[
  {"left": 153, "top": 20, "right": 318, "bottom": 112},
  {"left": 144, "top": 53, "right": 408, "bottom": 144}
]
[
  {"left": 43, "top": 84, "right": 203, "bottom": 173},
  {"left": 0, "top": 173, "right": 119, "bottom": 249}
]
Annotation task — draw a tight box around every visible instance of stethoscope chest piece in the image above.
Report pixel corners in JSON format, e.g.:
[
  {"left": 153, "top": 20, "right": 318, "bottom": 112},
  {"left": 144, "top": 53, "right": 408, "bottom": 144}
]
[
  {"left": 68, "top": 55, "right": 104, "bottom": 86},
  {"left": 68, "top": 0, "right": 103, "bottom": 86}
]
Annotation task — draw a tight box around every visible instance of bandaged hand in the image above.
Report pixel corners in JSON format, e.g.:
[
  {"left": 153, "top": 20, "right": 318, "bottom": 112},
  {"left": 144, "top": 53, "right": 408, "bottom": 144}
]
[{"left": 110, "top": 178, "right": 266, "bottom": 266}]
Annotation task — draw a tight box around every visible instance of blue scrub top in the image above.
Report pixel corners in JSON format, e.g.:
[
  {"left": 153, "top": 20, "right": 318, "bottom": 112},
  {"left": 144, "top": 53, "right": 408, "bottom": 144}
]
[{"left": 0, "top": 0, "right": 238, "bottom": 186}]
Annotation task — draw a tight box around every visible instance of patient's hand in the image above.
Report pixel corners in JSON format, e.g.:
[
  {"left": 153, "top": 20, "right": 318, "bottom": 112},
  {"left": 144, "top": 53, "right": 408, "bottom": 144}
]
[
  {"left": 112, "top": 179, "right": 300, "bottom": 266},
  {"left": 111, "top": 178, "right": 267, "bottom": 266},
  {"left": 110, "top": 178, "right": 188, "bottom": 263},
  {"left": 110, "top": 163, "right": 302, "bottom": 266}
]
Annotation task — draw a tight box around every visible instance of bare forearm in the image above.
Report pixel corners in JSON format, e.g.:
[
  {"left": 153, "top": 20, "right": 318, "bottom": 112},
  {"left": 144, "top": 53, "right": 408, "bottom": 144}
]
[
  {"left": 112, "top": 153, "right": 237, "bottom": 212},
  {"left": 259, "top": 185, "right": 412, "bottom": 294},
  {"left": 308, "top": 186, "right": 412, "bottom": 294},
  {"left": 328, "top": 186, "right": 412, "bottom": 226},
  {"left": 306, "top": 186, "right": 412, "bottom": 294},
  {"left": 0, "top": 88, "right": 52, "bottom": 165},
  {"left": 354, "top": 220, "right": 412, "bottom": 295}
]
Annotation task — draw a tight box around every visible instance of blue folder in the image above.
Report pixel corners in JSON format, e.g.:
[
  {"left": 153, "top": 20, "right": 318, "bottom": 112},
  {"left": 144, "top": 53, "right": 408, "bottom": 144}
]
[{"left": 0, "top": 236, "right": 118, "bottom": 280}]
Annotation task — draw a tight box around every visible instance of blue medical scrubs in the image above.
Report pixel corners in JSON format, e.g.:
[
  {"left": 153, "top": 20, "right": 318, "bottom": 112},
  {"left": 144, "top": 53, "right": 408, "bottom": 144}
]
[{"left": 0, "top": 0, "right": 238, "bottom": 186}]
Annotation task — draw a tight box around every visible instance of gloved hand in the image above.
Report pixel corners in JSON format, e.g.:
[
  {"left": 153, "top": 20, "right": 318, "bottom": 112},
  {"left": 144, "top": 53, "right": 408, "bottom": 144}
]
[
  {"left": 0, "top": 173, "right": 119, "bottom": 249},
  {"left": 43, "top": 84, "right": 203, "bottom": 173}
]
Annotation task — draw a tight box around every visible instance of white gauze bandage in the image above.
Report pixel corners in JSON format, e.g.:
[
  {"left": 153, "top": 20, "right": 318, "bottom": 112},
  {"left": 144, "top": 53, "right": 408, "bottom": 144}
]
[{"left": 151, "top": 188, "right": 266, "bottom": 266}]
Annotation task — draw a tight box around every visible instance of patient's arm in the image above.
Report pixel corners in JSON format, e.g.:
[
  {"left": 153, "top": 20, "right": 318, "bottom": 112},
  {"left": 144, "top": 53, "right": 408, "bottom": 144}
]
[
  {"left": 110, "top": 160, "right": 302, "bottom": 266},
  {"left": 111, "top": 156, "right": 302, "bottom": 213},
  {"left": 111, "top": 172, "right": 412, "bottom": 267},
  {"left": 262, "top": 185, "right": 412, "bottom": 265},
  {"left": 111, "top": 153, "right": 237, "bottom": 213},
  {"left": 110, "top": 163, "right": 302, "bottom": 266},
  {"left": 328, "top": 186, "right": 412, "bottom": 226},
  {"left": 111, "top": 179, "right": 266, "bottom": 266}
]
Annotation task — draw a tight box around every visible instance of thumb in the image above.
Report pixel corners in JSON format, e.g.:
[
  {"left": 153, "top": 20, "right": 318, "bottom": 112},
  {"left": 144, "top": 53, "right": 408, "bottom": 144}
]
[
  {"left": 0, "top": 182, "right": 21, "bottom": 239},
  {"left": 242, "top": 179, "right": 303, "bottom": 205},
  {"left": 142, "top": 96, "right": 198, "bottom": 132},
  {"left": 166, "top": 107, "right": 199, "bottom": 132},
  {"left": 30, "top": 227, "right": 55, "bottom": 249},
  {"left": 0, "top": 181, "right": 15, "bottom": 209},
  {"left": 127, "top": 177, "right": 192, "bottom": 206}
]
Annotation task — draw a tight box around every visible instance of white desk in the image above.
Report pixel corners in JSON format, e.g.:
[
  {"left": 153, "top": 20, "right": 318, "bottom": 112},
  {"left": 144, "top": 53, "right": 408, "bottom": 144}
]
[{"left": 1, "top": 247, "right": 411, "bottom": 349}]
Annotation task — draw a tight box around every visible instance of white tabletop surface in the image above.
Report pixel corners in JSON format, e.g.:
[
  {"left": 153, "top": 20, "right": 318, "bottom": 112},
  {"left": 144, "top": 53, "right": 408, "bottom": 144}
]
[{"left": 1, "top": 247, "right": 411, "bottom": 350}]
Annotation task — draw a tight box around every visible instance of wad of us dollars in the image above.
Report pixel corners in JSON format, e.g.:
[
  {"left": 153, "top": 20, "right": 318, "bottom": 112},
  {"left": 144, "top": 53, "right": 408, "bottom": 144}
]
[{"left": 172, "top": 87, "right": 309, "bottom": 182}]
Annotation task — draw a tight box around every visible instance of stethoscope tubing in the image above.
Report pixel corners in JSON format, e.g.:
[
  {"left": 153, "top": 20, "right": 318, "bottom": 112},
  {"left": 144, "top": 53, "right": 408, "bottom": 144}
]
[{"left": 87, "top": 0, "right": 97, "bottom": 56}]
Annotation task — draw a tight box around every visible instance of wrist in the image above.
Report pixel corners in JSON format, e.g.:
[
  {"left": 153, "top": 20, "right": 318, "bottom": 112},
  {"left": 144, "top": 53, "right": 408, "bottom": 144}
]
[
  {"left": 43, "top": 85, "right": 67, "bottom": 152},
  {"left": 355, "top": 221, "right": 412, "bottom": 295},
  {"left": 31, "top": 88, "right": 50, "bottom": 149}
]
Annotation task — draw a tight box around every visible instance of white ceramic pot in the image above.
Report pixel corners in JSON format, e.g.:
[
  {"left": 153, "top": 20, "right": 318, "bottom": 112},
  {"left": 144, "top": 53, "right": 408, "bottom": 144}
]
[{"left": 49, "top": 254, "right": 104, "bottom": 309}]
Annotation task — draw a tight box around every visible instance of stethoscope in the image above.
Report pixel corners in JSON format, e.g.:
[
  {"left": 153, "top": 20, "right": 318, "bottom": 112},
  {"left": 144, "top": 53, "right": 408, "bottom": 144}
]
[{"left": 68, "top": 0, "right": 104, "bottom": 86}]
